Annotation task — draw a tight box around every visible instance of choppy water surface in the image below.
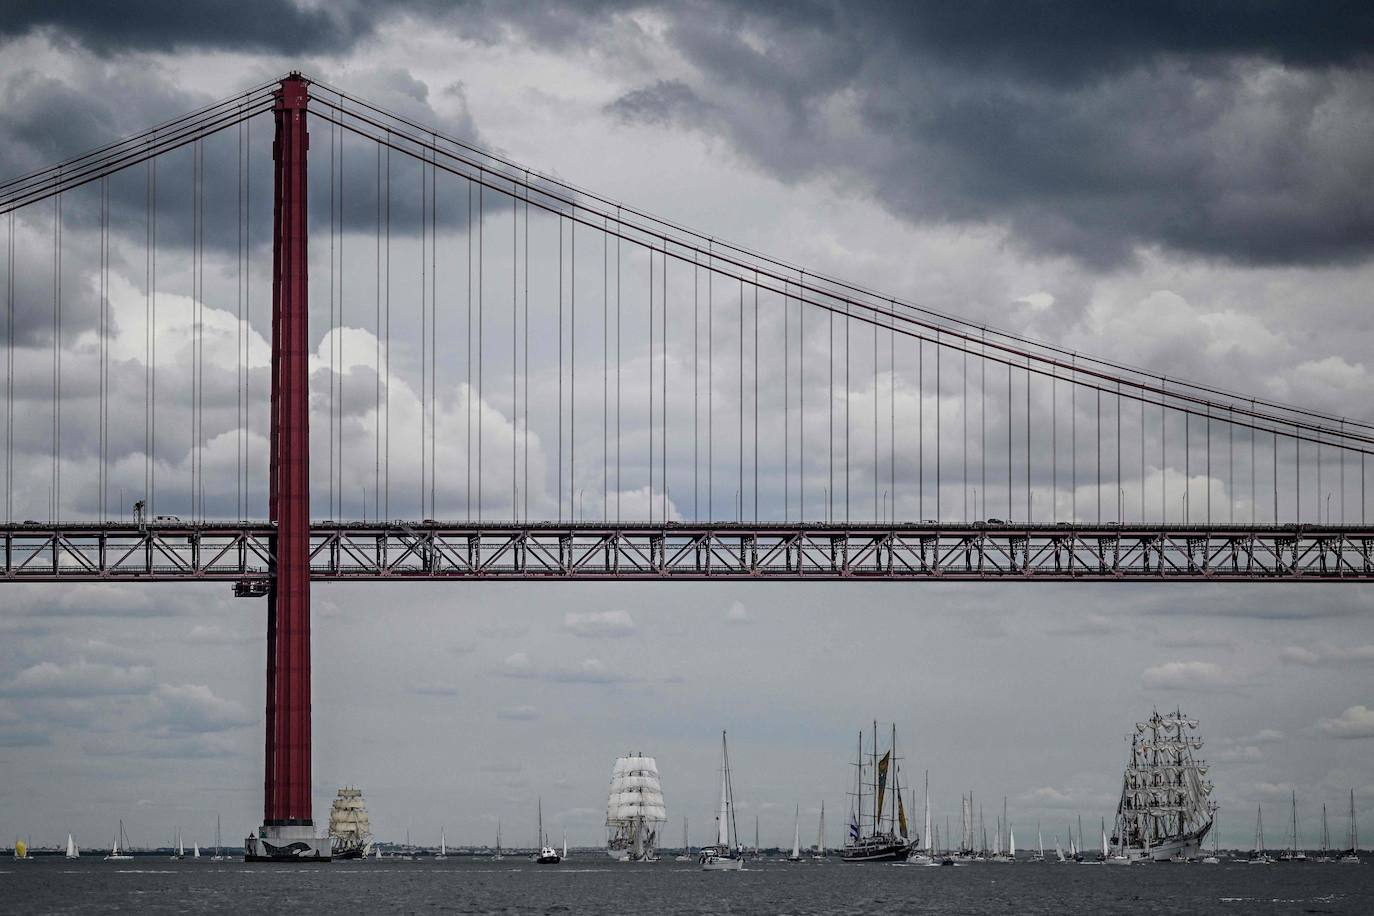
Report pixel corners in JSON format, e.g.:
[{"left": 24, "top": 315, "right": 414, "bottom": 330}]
[{"left": 4, "top": 856, "right": 1372, "bottom": 914}]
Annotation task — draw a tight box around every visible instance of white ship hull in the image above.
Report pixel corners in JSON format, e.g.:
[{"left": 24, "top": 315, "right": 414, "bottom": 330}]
[
  {"left": 700, "top": 853, "right": 744, "bottom": 870},
  {"left": 1120, "top": 825, "right": 1210, "bottom": 862}
]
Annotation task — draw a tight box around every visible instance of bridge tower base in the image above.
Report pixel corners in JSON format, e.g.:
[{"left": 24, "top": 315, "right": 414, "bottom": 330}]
[{"left": 246, "top": 72, "right": 329, "bottom": 863}]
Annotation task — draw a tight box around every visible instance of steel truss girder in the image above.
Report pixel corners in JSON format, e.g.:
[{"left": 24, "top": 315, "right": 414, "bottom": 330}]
[{"left": 3, "top": 522, "right": 1374, "bottom": 583}]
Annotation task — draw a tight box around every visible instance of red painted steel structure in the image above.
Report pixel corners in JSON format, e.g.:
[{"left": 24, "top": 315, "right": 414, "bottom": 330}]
[{"left": 265, "top": 74, "right": 312, "bottom": 827}]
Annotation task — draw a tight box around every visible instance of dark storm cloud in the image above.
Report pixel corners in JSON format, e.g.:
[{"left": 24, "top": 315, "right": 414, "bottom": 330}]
[
  {"left": 0, "top": 0, "right": 371, "bottom": 55},
  {"left": 604, "top": 1, "right": 1374, "bottom": 267}
]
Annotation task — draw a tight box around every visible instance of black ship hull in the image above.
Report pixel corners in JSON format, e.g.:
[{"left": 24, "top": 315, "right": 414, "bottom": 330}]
[{"left": 839, "top": 840, "right": 910, "bottom": 863}]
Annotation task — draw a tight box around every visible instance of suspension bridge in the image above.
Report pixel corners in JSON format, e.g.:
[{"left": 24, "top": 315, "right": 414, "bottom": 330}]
[{"left": 2, "top": 74, "right": 1370, "bottom": 859}]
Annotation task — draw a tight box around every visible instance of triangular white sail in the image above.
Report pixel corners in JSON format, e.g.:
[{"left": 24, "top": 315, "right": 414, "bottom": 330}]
[
  {"left": 1009, "top": 827, "right": 1015, "bottom": 857},
  {"left": 791, "top": 805, "right": 802, "bottom": 858},
  {"left": 440, "top": 827, "right": 446, "bottom": 857},
  {"left": 1056, "top": 836, "right": 1065, "bottom": 862},
  {"left": 563, "top": 829, "right": 567, "bottom": 859},
  {"left": 923, "top": 772, "right": 932, "bottom": 855},
  {"left": 66, "top": 834, "right": 78, "bottom": 858},
  {"left": 194, "top": 843, "right": 200, "bottom": 858},
  {"left": 716, "top": 737, "right": 731, "bottom": 847},
  {"left": 1101, "top": 826, "right": 1108, "bottom": 857}
]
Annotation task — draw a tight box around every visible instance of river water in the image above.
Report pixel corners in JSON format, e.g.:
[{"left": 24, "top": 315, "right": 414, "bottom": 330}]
[{"left": 5, "top": 855, "right": 1372, "bottom": 914}]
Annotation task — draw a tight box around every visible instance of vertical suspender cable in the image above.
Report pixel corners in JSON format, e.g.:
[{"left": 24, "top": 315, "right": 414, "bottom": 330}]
[
  {"left": 100, "top": 178, "right": 109, "bottom": 521},
  {"left": 737, "top": 278, "right": 743, "bottom": 522},
  {"left": 799, "top": 270, "right": 805, "bottom": 521},
  {"left": 54, "top": 185, "right": 61, "bottom": 520},
  {"left": 557, "top": 212, "right": 563, "bottom": 521},
  {"left": 476, "top": 172, "right": 482, "bottom": 522},
  {"left": 341, "top": 119, "right": 348, "bottom": 521},
  {"left": 6, "top": 210, "right": 12, "bottom": 523},
  {"left": 753, "top": 275, "right": 758, "bottom": 522},
  {"left": 665, "top": 244, "right": 671, "bottom": 523},
  {"left": 385, "top": 141, "right": 392, "bottom": 521},
  {"left": 616, "top": 210, "right": 622, "bottom": 523},
  {"left": 603, "top": 217, "right": 608, "bottom": 520},
  {"left": 418, "top": 127, "right": 424, "bottom": 517},
  {"left": 513, "top": 184, "right": 519, "bottom": 519},
  {"left": 569, "top": 208, "right": 574, "bottom": 520},
  {"left": 918, "top": 338, "right": 923, "bottom": 521},
  {"left": 464, "top": 178, "right": 471, "bottom": 521},
  {"left": 376, "top": 145, "right": 382, "bottom": 523},
  {"left": 694, "top": 254, "right": 700, "bottom": 520}
]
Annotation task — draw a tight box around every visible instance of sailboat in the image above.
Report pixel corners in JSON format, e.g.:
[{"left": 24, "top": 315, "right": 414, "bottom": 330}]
[
  {"left": 839, "top": 722, "right": 910, "bottom": 862},
  {"left": 211, "top": 815, "right": 225, "bottom": 861},
  {"left": 1055, "top": 835, "right": 1065, "bottom": 863},
  {"left": 754, "top": 815, "right": 760, "bottom": 861},
  {"left": 1106, "top": 814, "right": 1132, "bottom": 865},
  {"left": 991, "top": 797, "right": 1013, "bottom": 862},
  {"left": 673, "top": 817, "right": 691, "bottom": 861},
  {"left": 1032, "top": 823, "right": 1045, "bottom": 863},
  {"left": 908, "top": 773, "right": 934, "bottom": 865},
  {"left": 1249, "top": 805, "right": 1272, "bottom": 863},
  {"left": 193, "top": 842, "right": 200, "bottom": 859},
  {"left": 1201, "top": 807, "right": 1220, "bottom": 864},
  {"left": 66, "top": 834, "right": 79, "bottom": 859},
  {"left": 14, "top": 838, "right": 30, "bottom": 860},
  {"left": 104, "top": 821, "right": 134, "bottom": 861},
  {"left": 813, "top": 804, "right": 827, "bottom": 861},
  {"left": 700, "top": 730, "right": 745, "bottom": 870},
  {"left": 563, "top": 829, "right": 568, "bottom": 861},
  {"left": 435, "top": 827, "right": 447, "bottom": 860},
  {"left": 493, "top": 821, "right": 503, "bottom": 860},
  {"left": 1338, "top": 790, "right": 1360, "bottom": 863},
  {"left": 1317, "top": 804, "right": 1331, "bottom": 862},
  {"left": 787, "top": 805, "right": 803, "bottom": 862},
  {"left": 1279, "top": 791, "right": 1306, "bottom": 861},
  {"left": 534, "top": 798, "right": 561, "bottom": 864},
  {"left": 171, "top": 828, "right": 184, "bottom": 861}
]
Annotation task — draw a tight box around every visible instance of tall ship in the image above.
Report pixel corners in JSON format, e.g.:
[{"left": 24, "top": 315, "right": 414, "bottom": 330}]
[
  {"left": 1111, "top": 708, "right": 1214, "bottom": 862},
  {"left": 328, "top": 786, "right": 373, "bottom": 860},
  {"left": 840, "top": 722, "right": 911, "bottom": 862},
  {"left": 605, "top": 754, "right": 667, "bottom": 861}
]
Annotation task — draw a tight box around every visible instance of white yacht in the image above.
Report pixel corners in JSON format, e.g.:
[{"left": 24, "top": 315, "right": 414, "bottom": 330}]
[{"left": 700, "top": 731, "right": 745, "bottom": 870}]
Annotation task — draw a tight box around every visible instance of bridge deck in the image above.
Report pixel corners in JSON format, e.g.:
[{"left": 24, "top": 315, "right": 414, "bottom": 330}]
[{"left": 2, "top": 522, "right": 1371, "bottom": 583}]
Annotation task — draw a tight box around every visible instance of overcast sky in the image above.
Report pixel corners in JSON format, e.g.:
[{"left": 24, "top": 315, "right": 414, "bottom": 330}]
[{"left": 2, "top": 1, "right": 1373, "bottom": 854}]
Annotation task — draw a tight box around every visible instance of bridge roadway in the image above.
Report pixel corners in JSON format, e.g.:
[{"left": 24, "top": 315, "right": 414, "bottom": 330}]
[{"left": 2, "top": 521, "right": 1372, "bottom": 583}]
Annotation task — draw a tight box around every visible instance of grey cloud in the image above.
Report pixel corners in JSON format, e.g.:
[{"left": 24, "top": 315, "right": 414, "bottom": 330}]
[
  {"left": 0, "top": 0, "right": 372, "bottom": 55},
  {"left": 605, "top": 80, "right": 710, "bottom": 127},
  {"left": 1316, "top": 705, "right": 1374, "bottom": 739},
  {"left": 1281, "top": 644, "right": 1374, "bottom": 667},
  {"left": 0, "top": 658, "right": 155, "bottom": 697},
  {"left": 498, "top": 651, "right": 628, "bottom": 683},
  {"left": 141, "top": 682, "right": 253, "bottom": 736},
  {"left": 605, "top": 2, "right": 1374, "bottom": 268},
  {"left": 563, "top": 609, "right": 637, "bottom": 638}
]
